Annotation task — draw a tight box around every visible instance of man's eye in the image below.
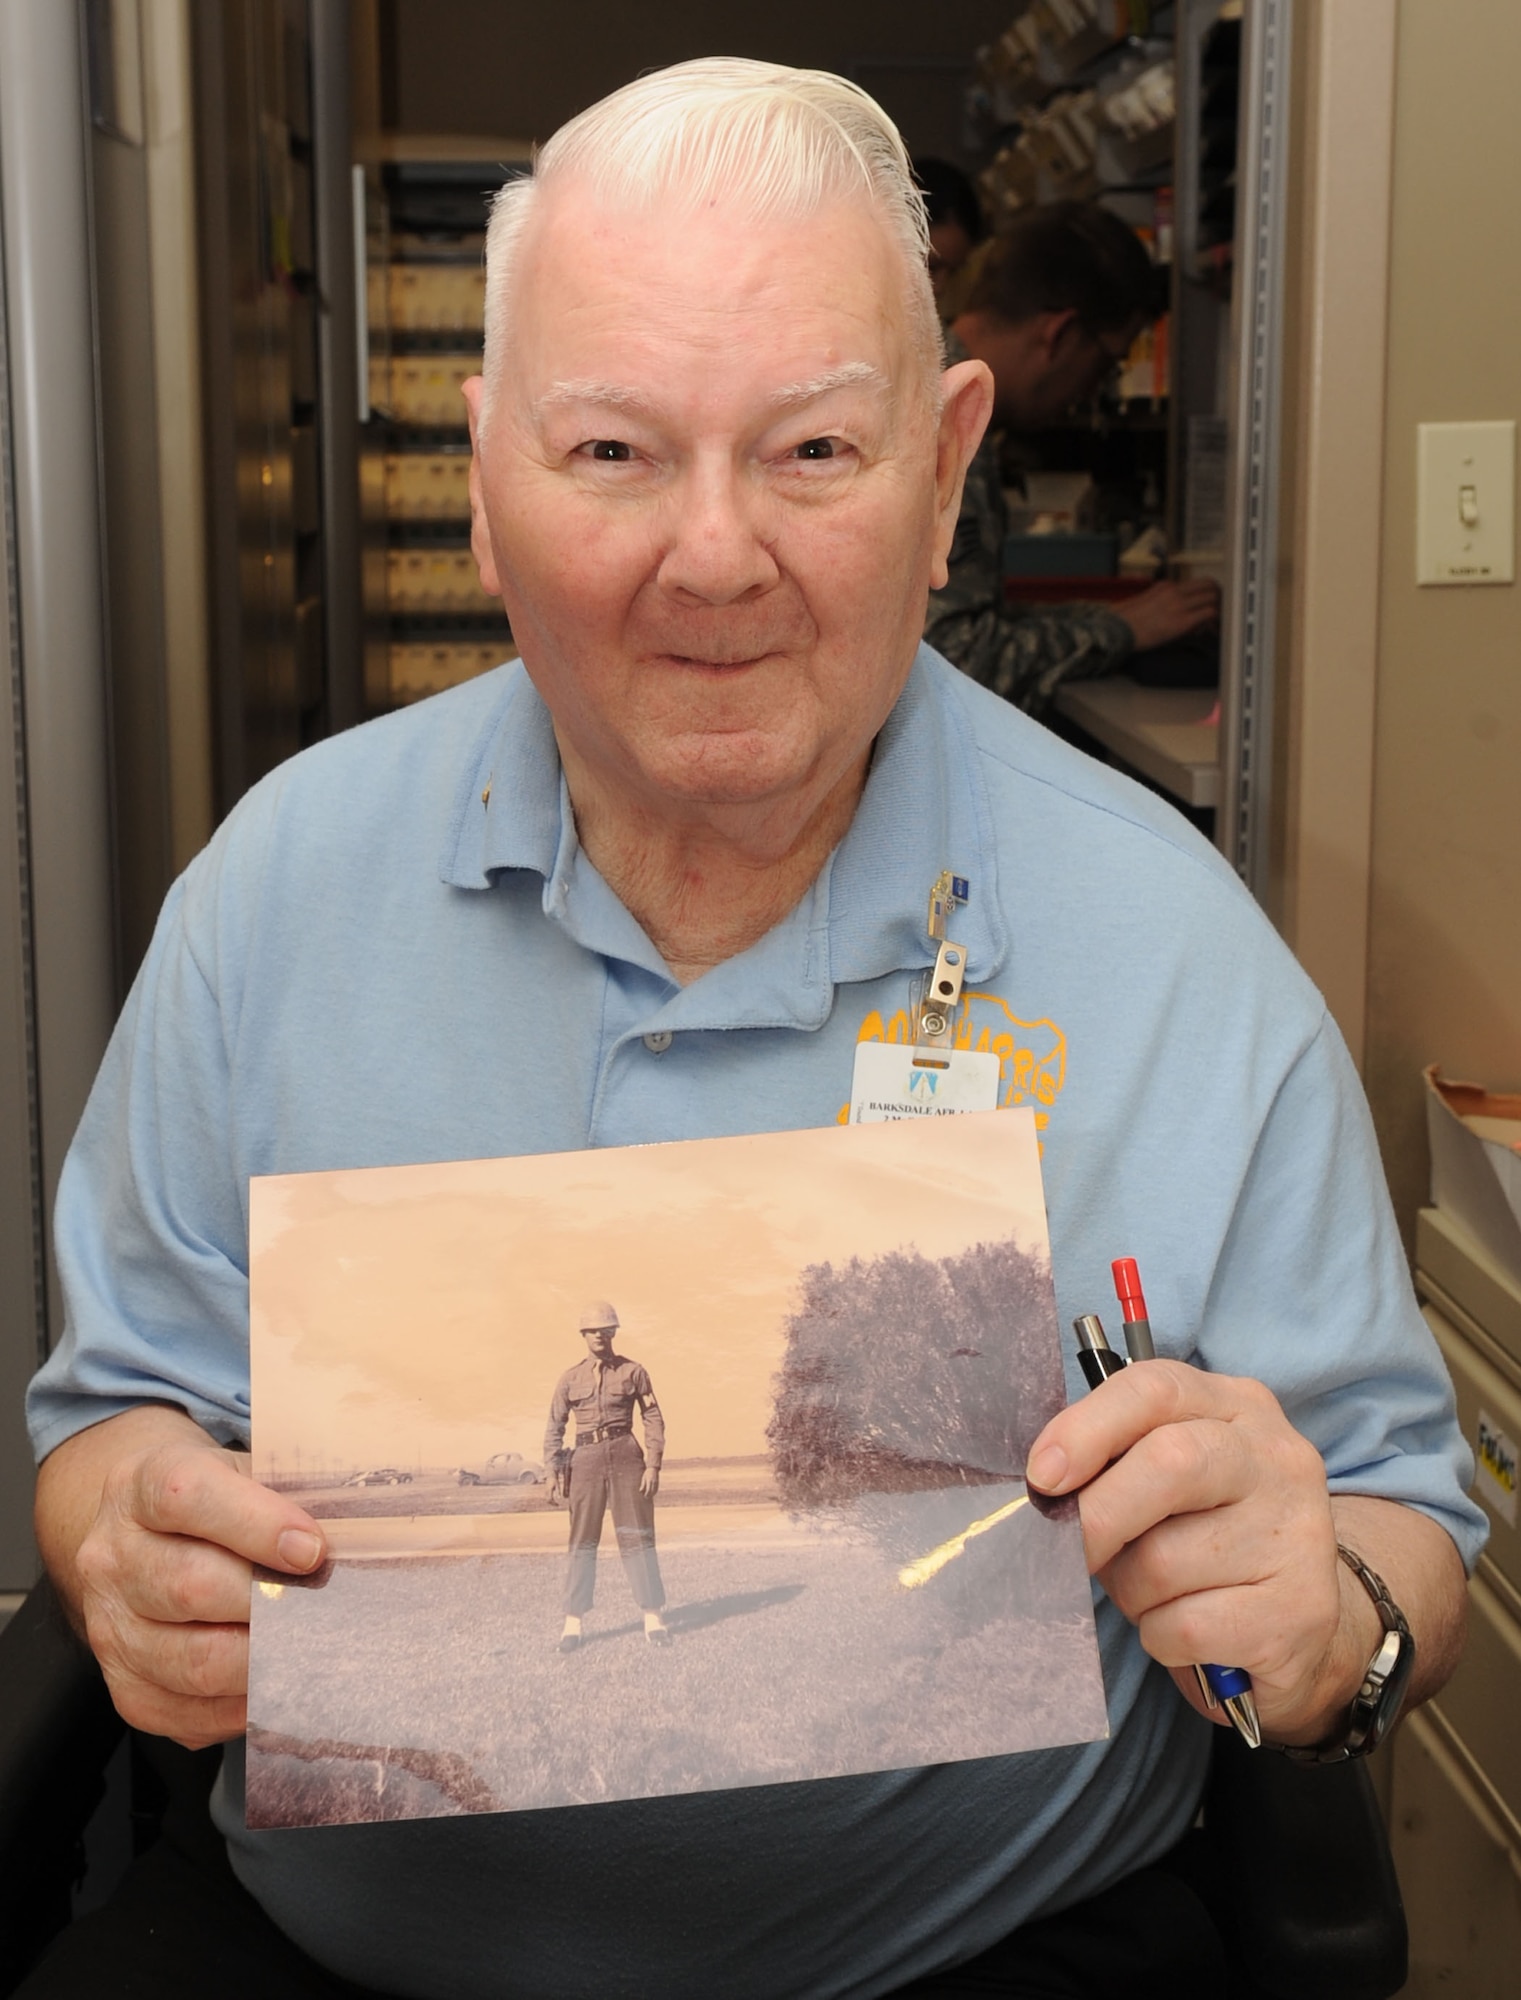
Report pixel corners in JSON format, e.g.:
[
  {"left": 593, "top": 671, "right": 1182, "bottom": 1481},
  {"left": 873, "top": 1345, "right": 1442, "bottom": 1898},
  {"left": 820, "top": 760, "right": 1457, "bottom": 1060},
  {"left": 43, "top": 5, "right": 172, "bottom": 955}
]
[
  {"left": 791, "top": 438, "right": 837, "bottom": 461},
  {"left": 587, "top": 440, "right": 632, "bottom": 462}
]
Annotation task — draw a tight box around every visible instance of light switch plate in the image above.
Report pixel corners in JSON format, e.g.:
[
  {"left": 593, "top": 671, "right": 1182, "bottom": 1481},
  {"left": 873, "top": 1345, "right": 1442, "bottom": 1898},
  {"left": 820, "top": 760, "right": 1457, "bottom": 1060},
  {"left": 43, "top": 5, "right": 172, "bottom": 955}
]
[{"left": 1417, "top": 420, "right": 1515, "bottom": 585}]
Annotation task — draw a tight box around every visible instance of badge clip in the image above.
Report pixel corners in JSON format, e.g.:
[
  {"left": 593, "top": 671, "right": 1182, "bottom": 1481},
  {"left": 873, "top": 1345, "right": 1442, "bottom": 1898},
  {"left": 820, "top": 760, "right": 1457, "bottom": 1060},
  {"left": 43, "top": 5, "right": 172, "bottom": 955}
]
[
  {"left": 927, "top": 870, "right": 970, "bottom": 943},
  {"left": 913, "top": 871, "right": 970, "bottom": 1066}
]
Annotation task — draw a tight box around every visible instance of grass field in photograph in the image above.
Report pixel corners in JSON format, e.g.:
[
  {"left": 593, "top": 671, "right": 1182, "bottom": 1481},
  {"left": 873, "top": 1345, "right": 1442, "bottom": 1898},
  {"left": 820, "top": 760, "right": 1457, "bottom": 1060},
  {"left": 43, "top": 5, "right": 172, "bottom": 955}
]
[{"left": 246, "top": 1491, "right": 1106, "bottom": 1829}]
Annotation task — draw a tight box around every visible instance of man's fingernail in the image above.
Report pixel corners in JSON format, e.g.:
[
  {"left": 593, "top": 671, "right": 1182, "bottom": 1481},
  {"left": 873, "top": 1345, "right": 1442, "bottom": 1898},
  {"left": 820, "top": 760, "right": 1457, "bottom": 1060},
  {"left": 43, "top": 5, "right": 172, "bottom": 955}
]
[
  {"left": 1026, "top": 1444, "right": 1068, "bottom": 1493},
  {"left": 278, "top": 1529, "right": 323, "bottom": 1572}
]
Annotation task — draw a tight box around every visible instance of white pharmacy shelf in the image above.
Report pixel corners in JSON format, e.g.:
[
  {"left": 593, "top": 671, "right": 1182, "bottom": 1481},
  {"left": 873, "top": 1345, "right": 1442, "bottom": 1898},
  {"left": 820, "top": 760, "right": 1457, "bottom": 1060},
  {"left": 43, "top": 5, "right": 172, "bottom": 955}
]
[{"left": 1053, "top": 677, "right": 1220, "bottom": 809}]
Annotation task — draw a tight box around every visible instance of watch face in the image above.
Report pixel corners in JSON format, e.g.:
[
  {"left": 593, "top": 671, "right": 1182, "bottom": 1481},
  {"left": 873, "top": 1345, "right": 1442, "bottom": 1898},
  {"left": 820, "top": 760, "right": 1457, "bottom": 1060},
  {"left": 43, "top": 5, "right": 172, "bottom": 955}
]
[{"left": 1359, "top": 1623, "right": 1416, "bottom": 1752}]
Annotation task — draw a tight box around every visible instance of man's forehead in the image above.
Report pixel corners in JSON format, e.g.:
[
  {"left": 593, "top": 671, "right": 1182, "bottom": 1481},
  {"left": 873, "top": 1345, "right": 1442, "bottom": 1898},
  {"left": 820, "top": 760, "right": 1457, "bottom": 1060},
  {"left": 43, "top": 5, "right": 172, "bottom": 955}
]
[
  {"left": 530, "top": 171, "right": 894, "bottom": 255},
  {"left": 518, "top": 181, "right": 906, "bottom": 331},
  {"left": 495, "top": 180, "right": 933, "bottom": 427}
]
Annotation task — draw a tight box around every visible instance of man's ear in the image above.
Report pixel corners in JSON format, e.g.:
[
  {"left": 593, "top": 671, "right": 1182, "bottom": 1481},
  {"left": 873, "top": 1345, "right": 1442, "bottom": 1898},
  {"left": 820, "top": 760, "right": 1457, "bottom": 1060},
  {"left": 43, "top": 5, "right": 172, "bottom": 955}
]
[
  {"left": 929, "top": 358, "right": 995, "bottom": 590},
  {"left": 460, "top": 375, "right": 503, "bottom": 599},
  {"left": 1038, "top": 307, "right": 1082, "bottom": 363}
]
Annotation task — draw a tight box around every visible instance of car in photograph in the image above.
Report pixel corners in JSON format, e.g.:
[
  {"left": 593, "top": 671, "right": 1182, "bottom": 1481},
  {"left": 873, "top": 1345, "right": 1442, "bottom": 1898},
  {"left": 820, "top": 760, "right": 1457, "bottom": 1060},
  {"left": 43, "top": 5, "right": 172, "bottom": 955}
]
[
  {"left": 455, "top": 1451, "right": 545, "bottom": 1487},
  {"left": 341, "top": 1466, "right": 414, "bottom": 1486}
]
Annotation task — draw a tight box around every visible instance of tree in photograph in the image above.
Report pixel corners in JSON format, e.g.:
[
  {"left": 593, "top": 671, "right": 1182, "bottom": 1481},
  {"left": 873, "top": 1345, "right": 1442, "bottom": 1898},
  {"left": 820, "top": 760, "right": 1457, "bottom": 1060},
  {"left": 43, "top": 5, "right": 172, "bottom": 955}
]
[{"left": 768, "top": 1238, "right": 1061, "bottom": 1510}]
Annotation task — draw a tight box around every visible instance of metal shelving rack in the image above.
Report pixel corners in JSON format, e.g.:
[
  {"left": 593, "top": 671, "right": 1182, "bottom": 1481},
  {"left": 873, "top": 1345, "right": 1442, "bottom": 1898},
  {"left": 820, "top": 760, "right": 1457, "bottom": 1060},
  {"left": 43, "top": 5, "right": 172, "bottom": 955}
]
[
  {"left": 982, "top": 0, "right": 1293, "bottom": 895},
  {"left": 358, "top": 143, "right": 526, "bottom": 715},
  {"left": 1213, "top": 0, "right": 1293, "bottom": 900},
  {"left": 1168, "top": 0, "right": 1294, "bottom": 892}
]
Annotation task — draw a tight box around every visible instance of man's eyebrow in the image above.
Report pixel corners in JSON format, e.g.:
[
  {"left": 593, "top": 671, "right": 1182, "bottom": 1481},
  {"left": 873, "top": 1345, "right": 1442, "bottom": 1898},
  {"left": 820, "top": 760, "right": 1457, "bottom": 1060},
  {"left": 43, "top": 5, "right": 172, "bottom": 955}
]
[
  {"left": 532, "top": 364, "right": 891, "bottom": 420},
  {"left": 534, "top": 379, "right": 657, "bottom": 416},
  {"left": 768, "top": 362, "right": 890, "bottom": 409}
]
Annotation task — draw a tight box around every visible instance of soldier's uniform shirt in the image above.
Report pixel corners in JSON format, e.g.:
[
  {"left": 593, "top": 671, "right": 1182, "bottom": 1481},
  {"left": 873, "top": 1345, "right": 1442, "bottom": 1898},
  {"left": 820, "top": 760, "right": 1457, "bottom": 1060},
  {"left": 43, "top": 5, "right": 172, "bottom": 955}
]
[
  {"left": 546, "top": 1350, "right": 666, "bottom": 1616},
  {"left": 544, "top": 1353, "right": 664, "bottom": 1466},
  {"left": 925, "top": 329, "right": 1135, "bottom": 717},
  {"left": 29, "top": 648, "right": 1485, "bottom": 2000}
]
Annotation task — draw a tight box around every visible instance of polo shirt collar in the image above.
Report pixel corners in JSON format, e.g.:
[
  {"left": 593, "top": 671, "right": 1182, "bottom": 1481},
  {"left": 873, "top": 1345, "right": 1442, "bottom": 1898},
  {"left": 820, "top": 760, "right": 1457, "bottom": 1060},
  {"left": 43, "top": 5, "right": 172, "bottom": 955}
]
[
  {"left": 826, "top": 649, "right": 1007, "bottom": 990},
  {"left": 444, "top": 667, "right": 567, "bottom": 887},
  {"left": 441, "top": 647, "right": 1008, "bottom": 1004}
]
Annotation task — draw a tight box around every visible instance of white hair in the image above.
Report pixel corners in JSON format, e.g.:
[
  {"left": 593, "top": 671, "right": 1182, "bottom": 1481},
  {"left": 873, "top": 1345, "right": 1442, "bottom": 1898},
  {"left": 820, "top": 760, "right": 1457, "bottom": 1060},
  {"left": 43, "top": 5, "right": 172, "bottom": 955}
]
[{"left": 478, "top": 58, "right": 942, "bottom": 431}]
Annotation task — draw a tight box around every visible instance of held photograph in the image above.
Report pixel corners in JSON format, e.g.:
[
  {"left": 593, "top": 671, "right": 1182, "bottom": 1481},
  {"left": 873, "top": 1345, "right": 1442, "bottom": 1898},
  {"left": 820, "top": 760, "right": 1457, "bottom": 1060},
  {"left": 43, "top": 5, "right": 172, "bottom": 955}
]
[{"left": 246, "top": 1110, "right": 1107, "bottom": 1829}]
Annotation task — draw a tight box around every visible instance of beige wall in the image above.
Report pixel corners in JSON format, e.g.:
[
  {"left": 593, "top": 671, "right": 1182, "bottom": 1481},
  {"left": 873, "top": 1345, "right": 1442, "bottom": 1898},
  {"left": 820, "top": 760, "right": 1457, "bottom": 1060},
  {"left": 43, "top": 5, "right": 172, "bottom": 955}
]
[{"left": 1363, "top": 0, "right": 1521, "bottom": 1242}]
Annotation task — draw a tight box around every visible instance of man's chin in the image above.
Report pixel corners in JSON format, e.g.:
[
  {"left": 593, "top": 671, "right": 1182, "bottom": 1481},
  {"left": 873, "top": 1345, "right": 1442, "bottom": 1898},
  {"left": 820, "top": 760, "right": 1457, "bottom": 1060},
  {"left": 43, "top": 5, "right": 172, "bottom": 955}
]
[{"left": 628, "top": 733, "right": 829, "bottom": 812}]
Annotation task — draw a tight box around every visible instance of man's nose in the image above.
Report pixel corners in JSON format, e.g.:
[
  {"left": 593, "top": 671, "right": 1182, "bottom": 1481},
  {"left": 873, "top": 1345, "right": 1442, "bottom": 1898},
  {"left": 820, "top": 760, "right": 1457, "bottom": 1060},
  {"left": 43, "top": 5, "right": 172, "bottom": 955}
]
[{"left": 656, "top": 461, "right": 779, "bottom": 604}]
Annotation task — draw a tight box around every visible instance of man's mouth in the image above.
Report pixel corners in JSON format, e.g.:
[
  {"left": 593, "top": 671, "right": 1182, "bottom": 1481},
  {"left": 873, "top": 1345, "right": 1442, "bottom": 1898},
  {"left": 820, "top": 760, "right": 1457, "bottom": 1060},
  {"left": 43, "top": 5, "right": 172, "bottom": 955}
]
[{"left": 660, "top": 651, "right": 770, "bottom": 670}]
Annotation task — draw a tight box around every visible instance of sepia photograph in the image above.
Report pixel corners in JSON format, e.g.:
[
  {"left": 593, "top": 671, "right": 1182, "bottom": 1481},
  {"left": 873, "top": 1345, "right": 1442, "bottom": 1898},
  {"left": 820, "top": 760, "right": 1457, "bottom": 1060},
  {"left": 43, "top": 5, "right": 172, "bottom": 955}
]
[{"left": 246, "top": 1110, "right": 1107, "bottom": 1829}]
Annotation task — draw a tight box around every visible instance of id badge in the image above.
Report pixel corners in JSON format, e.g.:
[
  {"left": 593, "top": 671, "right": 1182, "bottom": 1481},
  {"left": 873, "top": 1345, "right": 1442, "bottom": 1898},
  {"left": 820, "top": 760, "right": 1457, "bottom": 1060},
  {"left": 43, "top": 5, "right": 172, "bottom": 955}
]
[{"left": 848, "top": 1042, "right": 1001, "bottom": 1123}]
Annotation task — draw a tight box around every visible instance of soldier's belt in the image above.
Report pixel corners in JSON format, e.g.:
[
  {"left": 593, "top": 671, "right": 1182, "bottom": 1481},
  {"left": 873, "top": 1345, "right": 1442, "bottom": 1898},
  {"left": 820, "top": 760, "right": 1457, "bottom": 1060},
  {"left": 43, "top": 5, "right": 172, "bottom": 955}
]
[{"left": 574, "top": 1422, "right": 633, "bottom": 1446}]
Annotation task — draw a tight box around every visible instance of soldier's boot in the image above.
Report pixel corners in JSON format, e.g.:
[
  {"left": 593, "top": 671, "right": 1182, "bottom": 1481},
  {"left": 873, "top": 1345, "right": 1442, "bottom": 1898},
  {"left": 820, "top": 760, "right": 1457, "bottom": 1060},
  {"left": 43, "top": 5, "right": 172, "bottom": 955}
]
[
  {"left": 559, "top": 1615, "right": 583, "bottom": 1654},
  {"left": 644, "top": 1610, "right": 670, "bottom": 1646}
]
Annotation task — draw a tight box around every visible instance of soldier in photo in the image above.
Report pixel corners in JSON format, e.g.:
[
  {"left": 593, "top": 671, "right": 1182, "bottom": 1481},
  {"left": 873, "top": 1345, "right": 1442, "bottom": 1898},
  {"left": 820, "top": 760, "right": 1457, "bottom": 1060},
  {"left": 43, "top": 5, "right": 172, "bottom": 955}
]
[{"left": 544, "top": 1303, "right": 669, "bottom": 1651}]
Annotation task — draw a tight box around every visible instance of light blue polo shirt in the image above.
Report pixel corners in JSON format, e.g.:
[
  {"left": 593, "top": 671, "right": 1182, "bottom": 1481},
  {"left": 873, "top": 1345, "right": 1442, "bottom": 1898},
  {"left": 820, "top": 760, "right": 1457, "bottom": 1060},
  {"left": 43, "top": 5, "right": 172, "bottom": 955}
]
[{"left": 30, "top": 648, "right": 1485, "bottom": 2000}]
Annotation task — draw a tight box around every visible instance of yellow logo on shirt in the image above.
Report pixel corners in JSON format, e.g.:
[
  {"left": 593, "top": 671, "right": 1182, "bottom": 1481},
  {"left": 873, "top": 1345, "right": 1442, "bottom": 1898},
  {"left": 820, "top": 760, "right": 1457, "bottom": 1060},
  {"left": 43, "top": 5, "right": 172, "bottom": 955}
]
[{"left": 838, "top": 994, "right": 1068, "bottom": 1133}]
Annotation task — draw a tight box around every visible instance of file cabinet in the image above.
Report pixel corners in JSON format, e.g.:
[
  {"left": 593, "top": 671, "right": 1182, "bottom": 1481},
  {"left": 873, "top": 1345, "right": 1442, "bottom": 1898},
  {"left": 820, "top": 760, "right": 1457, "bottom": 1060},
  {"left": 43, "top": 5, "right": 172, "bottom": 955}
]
[{"left": 1390, "top": 1207, "right": 1521, "bottom": 1995}]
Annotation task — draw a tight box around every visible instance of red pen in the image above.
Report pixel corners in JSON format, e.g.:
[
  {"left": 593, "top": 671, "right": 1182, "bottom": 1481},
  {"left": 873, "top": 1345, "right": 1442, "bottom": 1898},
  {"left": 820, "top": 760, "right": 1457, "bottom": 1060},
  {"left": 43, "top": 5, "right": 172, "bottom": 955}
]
[
  {"left": 1107, "top": 1257, "right": 1261, "bottom": 1748},
  {"left": 1111, "top": 1257, "right": 1156, "bottom": 1361}
]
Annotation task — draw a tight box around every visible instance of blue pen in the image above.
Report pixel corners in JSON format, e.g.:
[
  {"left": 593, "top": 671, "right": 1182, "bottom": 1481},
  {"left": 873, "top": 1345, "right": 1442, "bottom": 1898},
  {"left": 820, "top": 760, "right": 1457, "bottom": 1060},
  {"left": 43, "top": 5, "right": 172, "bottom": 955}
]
[{"left": 1074, "top": 1298, "right": 1263, "bottom": 1752}]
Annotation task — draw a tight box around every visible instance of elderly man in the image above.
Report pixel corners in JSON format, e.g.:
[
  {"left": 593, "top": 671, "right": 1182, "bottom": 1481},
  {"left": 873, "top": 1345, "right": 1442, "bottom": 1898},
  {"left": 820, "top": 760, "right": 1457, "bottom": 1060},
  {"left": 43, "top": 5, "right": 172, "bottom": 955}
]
[
  {"left": 26, "top": 56, "right": 1480, "bottom": 2000},
  {"left": 545, "top": 1303, "right": 668, "bottom": 1651}
]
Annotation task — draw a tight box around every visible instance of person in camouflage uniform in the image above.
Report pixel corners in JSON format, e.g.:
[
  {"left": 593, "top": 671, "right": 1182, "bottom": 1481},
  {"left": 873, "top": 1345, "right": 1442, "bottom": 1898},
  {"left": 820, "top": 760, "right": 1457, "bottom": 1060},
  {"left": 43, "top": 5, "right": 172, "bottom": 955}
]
[
  {"left": 927, "top": 325, "right": 1139, "bottom": 717},
  {"left": 926, "top": 203, "right": 1218, "bottom": 718}
]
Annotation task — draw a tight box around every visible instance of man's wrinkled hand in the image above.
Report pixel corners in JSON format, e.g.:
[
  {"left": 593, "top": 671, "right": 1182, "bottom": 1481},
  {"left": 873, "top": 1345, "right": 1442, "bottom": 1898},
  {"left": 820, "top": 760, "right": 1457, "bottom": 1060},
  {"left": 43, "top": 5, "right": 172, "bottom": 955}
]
[
  {"left": 640, "top": 1467, "right": 660, "bottom": 1500},
  {"left": 71, "top": 1429, "right": 326, "bottom": 1750},
  {"left": 1025, "top": 1361, "right": 1350, "bottom": 1742}
]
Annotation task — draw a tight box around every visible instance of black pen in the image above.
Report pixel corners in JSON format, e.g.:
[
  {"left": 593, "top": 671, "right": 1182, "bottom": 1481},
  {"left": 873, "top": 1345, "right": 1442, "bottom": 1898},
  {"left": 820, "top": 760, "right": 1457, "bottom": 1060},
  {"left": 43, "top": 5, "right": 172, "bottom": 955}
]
[
  {"left": 1074, "top": 1313, "right": 1127, "bottom": 1388},
  {"left": 1072, "top": 1301, "right": 1262, "bottom": 1750}
]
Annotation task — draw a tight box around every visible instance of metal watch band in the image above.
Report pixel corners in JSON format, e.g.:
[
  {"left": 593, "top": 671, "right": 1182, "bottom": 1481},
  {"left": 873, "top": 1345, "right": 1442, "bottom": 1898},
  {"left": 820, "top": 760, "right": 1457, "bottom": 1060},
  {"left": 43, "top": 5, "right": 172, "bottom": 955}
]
[{"left": 1278, "top": 1544, "right": 1415, "bottom": 1765}]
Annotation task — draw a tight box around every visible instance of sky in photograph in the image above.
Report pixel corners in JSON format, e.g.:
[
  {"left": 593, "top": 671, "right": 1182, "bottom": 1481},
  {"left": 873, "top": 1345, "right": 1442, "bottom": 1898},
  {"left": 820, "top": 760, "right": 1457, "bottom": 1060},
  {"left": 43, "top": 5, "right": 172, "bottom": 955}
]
[{"left": 250, "top": 1111, "right": 1051, "bottom": 1473}]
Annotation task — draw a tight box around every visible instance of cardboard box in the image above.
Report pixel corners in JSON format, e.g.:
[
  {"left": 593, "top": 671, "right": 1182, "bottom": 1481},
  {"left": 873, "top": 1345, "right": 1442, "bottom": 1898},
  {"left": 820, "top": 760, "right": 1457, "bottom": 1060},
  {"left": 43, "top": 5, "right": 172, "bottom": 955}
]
[{"left": 1425, "top": 1066, "right": 1521, "bottom": 1293}]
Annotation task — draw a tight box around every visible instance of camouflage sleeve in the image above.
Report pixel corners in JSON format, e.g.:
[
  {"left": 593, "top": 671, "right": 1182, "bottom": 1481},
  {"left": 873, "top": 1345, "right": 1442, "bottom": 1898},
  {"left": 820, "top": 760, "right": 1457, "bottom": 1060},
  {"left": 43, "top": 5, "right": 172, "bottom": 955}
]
[
  {"left": 924, "top": 597, "right": 1136, "bottom": 721},
  {"left": 925, "top": 361, "right": 1136, "bottom": 719}
]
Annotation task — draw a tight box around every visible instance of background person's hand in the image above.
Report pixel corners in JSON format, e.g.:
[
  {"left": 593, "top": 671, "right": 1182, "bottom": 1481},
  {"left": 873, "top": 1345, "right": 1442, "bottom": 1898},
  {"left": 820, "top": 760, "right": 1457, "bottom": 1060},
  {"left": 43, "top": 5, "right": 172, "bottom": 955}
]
[
  {"left": 1025, "top": 1361, "right": 1374, "bottom": 1745},
  {"left": 1116, "top": 577, "right": 1220, "bottom": 652},
  {"left": 37, "top": 1405, "right": 327, "bottom": 1749}
]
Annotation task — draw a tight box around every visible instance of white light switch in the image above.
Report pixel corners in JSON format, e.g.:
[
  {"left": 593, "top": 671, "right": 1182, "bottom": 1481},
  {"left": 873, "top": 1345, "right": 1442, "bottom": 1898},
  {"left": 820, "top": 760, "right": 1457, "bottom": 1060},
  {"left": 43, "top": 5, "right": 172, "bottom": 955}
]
[{"left": 1417, "top": 420, "right": 1515, "bottom": 585}]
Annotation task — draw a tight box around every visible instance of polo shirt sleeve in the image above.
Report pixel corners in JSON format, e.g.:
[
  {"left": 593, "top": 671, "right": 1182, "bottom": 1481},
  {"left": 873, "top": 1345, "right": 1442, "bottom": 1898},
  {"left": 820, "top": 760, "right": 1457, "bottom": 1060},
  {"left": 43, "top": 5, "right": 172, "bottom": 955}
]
[
  {"left": 27, "top": 860, "right": 254, "bottom": 1461},
  {"left": 1199, "top": 1009, "right": 1488, "bottom": 1571}
]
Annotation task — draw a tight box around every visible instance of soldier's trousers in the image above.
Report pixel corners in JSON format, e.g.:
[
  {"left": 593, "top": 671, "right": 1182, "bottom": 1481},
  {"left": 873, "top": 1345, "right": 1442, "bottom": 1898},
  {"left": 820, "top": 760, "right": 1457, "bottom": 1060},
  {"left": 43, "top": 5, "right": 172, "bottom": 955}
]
[{"left": 562, "top": 1432, "right": 665, "bottom": 1616}]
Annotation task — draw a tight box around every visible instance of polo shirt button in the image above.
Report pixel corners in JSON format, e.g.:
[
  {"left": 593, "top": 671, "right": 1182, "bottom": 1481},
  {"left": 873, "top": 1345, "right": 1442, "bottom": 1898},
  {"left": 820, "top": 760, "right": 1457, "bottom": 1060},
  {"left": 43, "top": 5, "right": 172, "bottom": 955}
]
[{"left": 642, "top": 1031, "right": 673, "bottom": 1054}]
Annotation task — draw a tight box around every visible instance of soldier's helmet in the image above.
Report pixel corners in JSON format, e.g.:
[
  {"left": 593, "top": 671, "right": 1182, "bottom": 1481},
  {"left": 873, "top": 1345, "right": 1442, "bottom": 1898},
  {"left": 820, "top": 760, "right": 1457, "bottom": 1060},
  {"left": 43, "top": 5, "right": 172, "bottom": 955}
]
[{"left": 578, "top": 1301, "right": 620, "bottom": 1333}]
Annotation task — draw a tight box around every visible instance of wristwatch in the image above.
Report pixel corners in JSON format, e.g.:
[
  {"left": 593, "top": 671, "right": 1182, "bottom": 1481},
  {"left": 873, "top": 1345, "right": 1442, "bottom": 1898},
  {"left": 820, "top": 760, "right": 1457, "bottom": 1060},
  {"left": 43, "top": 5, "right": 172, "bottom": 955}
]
[{"left": 1281, "top": 1544, "right": 1416, "bottom": 1763}]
